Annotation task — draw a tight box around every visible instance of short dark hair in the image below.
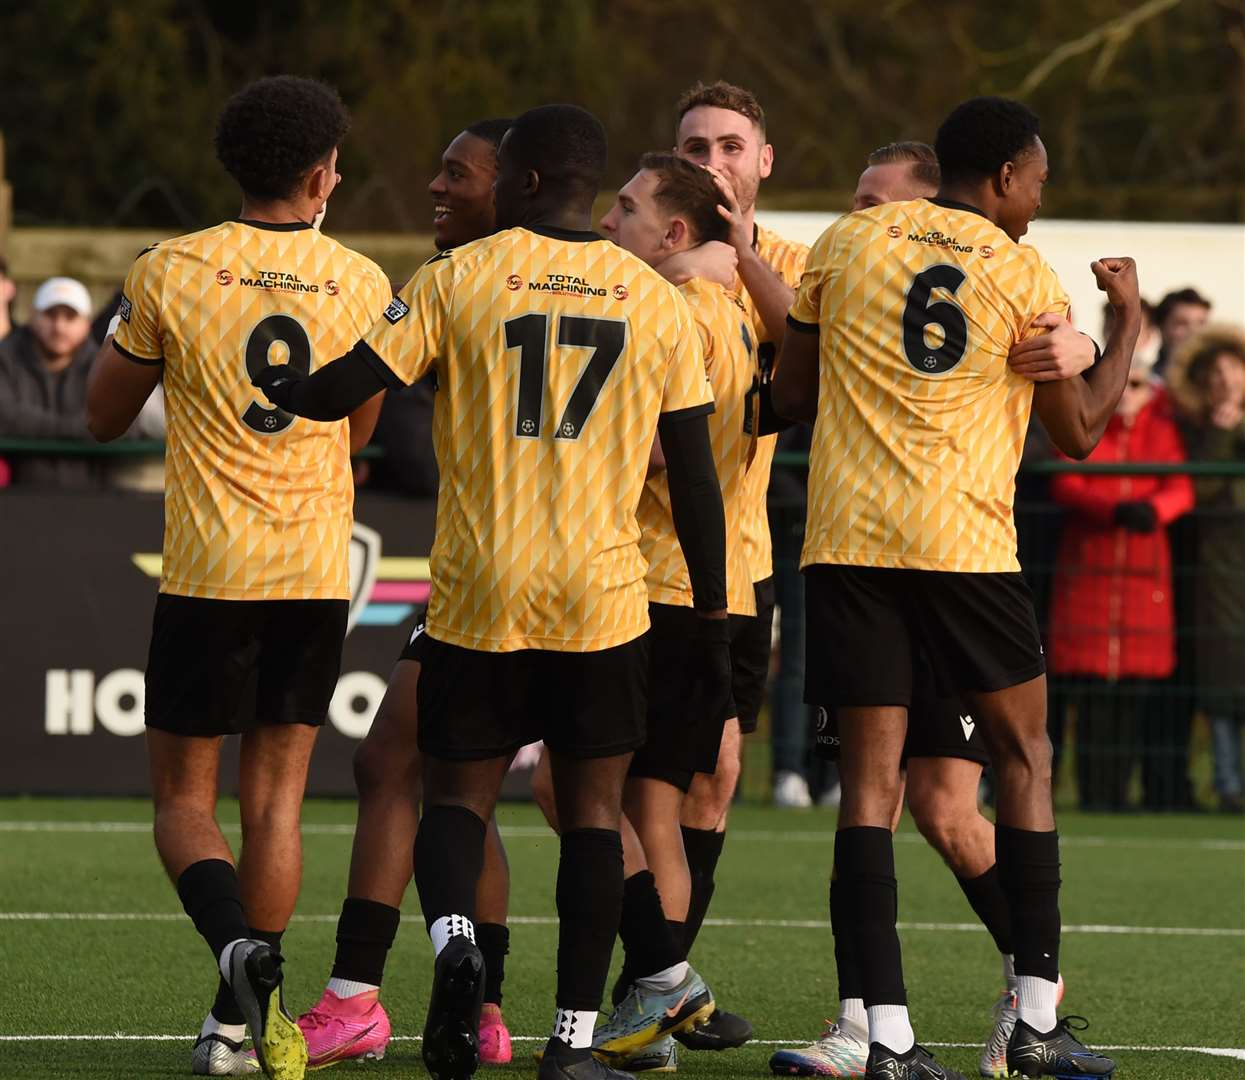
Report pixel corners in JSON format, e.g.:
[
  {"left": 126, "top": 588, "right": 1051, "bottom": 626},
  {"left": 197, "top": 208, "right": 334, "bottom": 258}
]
[
  {"left": 1155, "top": 287, "right": 1211, "bottom": 326},
  {"left": 464, "top": 117, "right": 513, "bottom": 153},
  {"left": 504, "top": 104, "right": 607, "bottom": 199},
  {"left": 215, "top": 76, "right": 350, "bottom": 202},
  {"left": 637, "top": 152, "right": 730, "bottom": 246},
  {"left": 935, "top": 97, "right": 1041, "bottom": 185},
  {"left": 867, "top": 141, "right": 940, "bottom": 188},
  {"left": 676, "top": 80, "right": 766, "bottom": 136}
]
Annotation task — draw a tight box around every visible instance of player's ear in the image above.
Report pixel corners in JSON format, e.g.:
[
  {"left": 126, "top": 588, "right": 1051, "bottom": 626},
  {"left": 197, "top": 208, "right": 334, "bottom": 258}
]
[
  {"left": 996, "top": 160, "right": 1015, "bottom": 197},
  {"left": 759, "top": 142, "right": 774, "bottom": 180},
  {"left": 523, "top": 168, "right": 541, "bottom": 198},
  {"left": 665, "top": 216, "right": 689, "bottom": 252}
]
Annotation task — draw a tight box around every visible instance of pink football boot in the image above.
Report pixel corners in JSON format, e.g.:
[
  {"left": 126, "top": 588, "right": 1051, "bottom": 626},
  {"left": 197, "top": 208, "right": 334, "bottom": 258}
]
[
  {"left": 477, "top": 1003, "right": 512, "bottom": 1065},
  {"left": 297, "top": 988, "right": 391, "bottom": 1068}
]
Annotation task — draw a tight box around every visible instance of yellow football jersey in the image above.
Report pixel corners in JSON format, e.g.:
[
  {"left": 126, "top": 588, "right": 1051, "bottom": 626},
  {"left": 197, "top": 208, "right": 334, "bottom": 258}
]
[
  {"left": 114, "top": 219, "right": 391, "bottom": 600},
  {"left": 638, "top": 277, "right": 758, "bottom": 616},
  {"left": 789, "top": 199, "right": 1070, "bottom": 573},
  {"left": 735, "top": 225, "right": 810, "bottom": 584},
  {"left": 359, "top": 225, "right": 713, "bottom": 653}
]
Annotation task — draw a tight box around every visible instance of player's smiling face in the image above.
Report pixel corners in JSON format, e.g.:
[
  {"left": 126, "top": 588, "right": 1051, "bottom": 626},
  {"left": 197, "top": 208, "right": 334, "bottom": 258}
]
[
  {"left": 676, "top": 106, "right": 772, "bottom": 214},
  {"left": 600, "top": 170, "right": 679, "bottom": 267},
  {"left": 999, "top": 135, "right": 1049, "bottom": 242},
  {"left": 428, "top": 131, "right": 499, "bottom": 250}
]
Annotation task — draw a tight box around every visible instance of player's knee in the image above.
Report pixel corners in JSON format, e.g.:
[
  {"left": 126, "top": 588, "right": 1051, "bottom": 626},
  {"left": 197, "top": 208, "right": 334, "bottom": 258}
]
[
  {"left": 993, "top": 730, "right": 1053, "bottom": 786},
  {"left": 530, "top": 762, "right": 559, "bottom": 832},
  {"left": 352, "top": 732, "right": 417, "bottom": 799},
  {"left": 909, "top": 794, "right": 962, "bottom": 855}
]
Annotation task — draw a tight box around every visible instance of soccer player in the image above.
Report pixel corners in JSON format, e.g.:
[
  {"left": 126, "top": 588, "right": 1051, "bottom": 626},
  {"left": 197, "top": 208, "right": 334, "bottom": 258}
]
[
  {"left": 85, "top": 76, "right": 393, "bottom": 1080},
  {"left": 662, "top": 81, "right": 811, "bottom": 1053},
  {"left": 771, "top": 141, "right": 1095, "bottom": 1080},
  {"left": 772, "top": 98, "right": 1138, "bottom": 1080},
  {"left": 559, "top": 152, "right": 762, "bottom": 1071},
  {"left": 252, "top": 104, "right": 732, "bottom": 1080},
  {"left": 292, "top": 118, "right": 517, "bottom": 1071}
]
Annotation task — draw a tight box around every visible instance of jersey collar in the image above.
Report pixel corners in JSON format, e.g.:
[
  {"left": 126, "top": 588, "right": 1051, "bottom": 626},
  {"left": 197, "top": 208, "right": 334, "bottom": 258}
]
[
  {"left": 926, "top": 197, "right": 990, "bottom": 221},
  {"left": 234, "top": 218, "right": 315, "bottom": 232},
  {"left": 526, "top": 224, "right": 602, "bottom": 243}
]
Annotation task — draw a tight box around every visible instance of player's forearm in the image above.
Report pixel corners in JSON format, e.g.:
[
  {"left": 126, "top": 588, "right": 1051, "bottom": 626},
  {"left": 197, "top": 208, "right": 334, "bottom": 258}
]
[
  {"left": 1035, "top": 303, "right": 1140, "bottom": 459},
  {"left": 256, "top": 343, "right": 389, "bottom": 422},
  {"left": 657, "top": 411, "right": 727, "bottom": 613},
  {"left": 736, "top": 247, "right": 794, "bottom": 342}
]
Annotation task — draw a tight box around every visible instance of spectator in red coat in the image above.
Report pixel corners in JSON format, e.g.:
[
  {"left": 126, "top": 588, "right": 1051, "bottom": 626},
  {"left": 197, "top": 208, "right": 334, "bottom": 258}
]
[{"left": 1048, "top": 321, "right": 1195, "bottom": 810}]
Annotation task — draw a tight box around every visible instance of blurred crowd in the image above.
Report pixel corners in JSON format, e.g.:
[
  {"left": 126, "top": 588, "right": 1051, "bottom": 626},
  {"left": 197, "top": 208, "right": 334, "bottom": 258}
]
[{"left": 1, "top": 262, "right": 1242, "bottom": 813}]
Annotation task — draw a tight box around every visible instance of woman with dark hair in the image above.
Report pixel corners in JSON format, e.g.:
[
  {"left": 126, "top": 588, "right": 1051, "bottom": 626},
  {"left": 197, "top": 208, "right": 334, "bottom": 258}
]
[{"left": 1167, "top": 325, "right": 1245, "bottom": 813}]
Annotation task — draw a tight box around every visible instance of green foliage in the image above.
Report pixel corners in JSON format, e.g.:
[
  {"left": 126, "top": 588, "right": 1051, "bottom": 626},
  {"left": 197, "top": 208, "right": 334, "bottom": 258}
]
[{"left": 1, "top": 0, "right": 1242, "bottom": 226}]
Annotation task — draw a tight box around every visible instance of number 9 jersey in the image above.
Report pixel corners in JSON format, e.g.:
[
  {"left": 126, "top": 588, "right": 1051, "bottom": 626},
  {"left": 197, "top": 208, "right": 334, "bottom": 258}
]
[
  {"left": 114, "top": 219, "right": 392, "bottom": 600},
  {"left": 356, "top": 224, "right": 713, "bottom": 654},
  {"left": 788, "top": 198, "right": 1069, "bottom": 574}
]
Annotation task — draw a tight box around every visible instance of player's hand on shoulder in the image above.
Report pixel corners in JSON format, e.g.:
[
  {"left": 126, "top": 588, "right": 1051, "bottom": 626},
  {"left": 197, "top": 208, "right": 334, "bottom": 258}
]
[
  {"left": 252, "top": 363, "right": 303, "bottom": 409},
  {"left": 657, "top": 242, "right": 739, "bottom": 288},
  {"left": 1008, "top": 313, "right": 1097, "bottom": 382},
  {"left": 1090, "top": 256, "right": 1140, "bottom": 311}
]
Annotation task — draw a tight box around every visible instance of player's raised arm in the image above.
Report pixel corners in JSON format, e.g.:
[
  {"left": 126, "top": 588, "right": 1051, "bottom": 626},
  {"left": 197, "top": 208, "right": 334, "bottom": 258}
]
[{"left": 1032, "top": 257, "right": 1141, "bottom": 459}]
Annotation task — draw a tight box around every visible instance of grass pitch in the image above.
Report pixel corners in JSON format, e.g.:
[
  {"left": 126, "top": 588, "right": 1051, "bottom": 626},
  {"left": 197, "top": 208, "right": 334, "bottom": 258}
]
[{"left": 2, "top": 798, "right": 1242, "bottom": 1079}]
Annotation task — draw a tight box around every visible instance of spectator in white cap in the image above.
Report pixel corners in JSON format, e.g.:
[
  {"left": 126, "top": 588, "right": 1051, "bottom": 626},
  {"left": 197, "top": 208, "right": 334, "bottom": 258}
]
[{"left": 0, "top": 275, "right": 104, "bottom": 486}]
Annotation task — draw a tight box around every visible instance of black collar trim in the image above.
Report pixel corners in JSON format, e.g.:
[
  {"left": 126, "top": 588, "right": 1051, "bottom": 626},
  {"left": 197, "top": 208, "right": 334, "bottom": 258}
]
[
  {"left": 927, "top": 197, "right": 990, "bottom": 221},
  {"left": 526, "top": 224, "right": 601, "bottom": 243},
  {"left": 234, "top": 218, "right": 314, "bottom": 232}
]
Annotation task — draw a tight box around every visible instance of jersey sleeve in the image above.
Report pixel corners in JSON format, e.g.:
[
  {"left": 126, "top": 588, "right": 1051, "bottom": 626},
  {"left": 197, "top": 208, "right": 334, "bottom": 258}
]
[
  {"left": 786, "top": 223, "right": 839, "bottom": 334},
  {"left": 1018, "top": 255, "right": 1072, "bottom": 340},
  {"left": 356, "top": 251, "right": 453, "bottom": 387},
  {"left": 660, "top": 291, "right": 714, "bottom": 419},
  {"left": 112, "top": 246, "right": 166, "bottom": 364}
]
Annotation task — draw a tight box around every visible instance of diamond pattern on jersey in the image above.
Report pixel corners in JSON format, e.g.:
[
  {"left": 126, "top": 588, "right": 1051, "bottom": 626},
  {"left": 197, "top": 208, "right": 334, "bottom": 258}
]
[
  {"left": 116, "top": 222, "right": 393, "bottom": 600},
  {"left": 791, "top": 201, "right": 1070, "bottom": 573}
]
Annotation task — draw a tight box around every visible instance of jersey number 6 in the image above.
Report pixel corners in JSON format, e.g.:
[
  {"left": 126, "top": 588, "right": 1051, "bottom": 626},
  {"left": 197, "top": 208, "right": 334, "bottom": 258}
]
[
  {"left": 902, "top": 265, "right": 968, "bottom": 375},
  {"left": 505, "top": 313, "right": 627, "bottom": 440},
  {"left": 242, "top": 314, "right": 312, "bottom": 435}
]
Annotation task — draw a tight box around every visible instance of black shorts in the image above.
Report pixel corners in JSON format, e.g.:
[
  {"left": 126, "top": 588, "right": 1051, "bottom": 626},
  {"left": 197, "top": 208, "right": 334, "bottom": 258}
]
[
  {"left": 145, "top": 593, "right": 348, "bottom": 737},
  {"left": 731, "top": 577, "right": 774, "bottom": 735},
  {"left": 416, "top": 633, "right": 649, "bottom": 761},
  {"left": 804, "top": 564, "right": 1044, "bottom": 708},
  {"left": 629, "top": 603, "right": 736, "bottom": 792},
  {"left": 812, "top": 650, "right": 989, "bottom": 766}
]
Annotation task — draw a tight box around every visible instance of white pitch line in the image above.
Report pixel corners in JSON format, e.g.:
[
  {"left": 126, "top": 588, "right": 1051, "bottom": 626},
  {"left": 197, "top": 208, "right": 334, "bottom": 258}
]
[
  {"left": 1, "top": 911, "right": 1241, "bottom": 937},
  {"left": 1, "top": 820, "right": 1243, "bottom": 852},
  {"left": 0, "top": 1034, "right": 1240, "bottom": 1059}
]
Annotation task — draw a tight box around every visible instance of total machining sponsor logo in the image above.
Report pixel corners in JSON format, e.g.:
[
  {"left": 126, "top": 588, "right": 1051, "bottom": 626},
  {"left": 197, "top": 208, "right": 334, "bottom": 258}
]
[
  {"left": 240, "top": 270, "right": 321, "bottom": 293},
  {"left": 522, "top": 273, "right": 608, "bottom": 297},
  {"left": 906, "top": 229, "right": 978, "bottom": 255},
  {"left": 43, "top": 525, "right": 428, "bottom": 741}
]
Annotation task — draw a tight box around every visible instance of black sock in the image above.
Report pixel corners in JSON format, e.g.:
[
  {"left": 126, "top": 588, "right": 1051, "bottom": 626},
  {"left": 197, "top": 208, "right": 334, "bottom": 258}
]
[
  {"left": 955, "top": 864, "right": 1015, "bottom": 957},
  {"left": 211, "top": 926, "right": 283, "bottom": 1024},
  {"left": 996, "top": 825, "right": 1061, "bottom": 982},
  {"left": 835, "top": 827, "right": 906, "bottom": 1006},
  {"left": 828, "top": 873, "right": 864, "bottom": 1002},
  {"left": 555, "top": 828, "right": 623, "bottom": 1011},
  {"left": 610, "top": 918, "right": 686, "bottom": 1007},
  {"left": 176, "top": 859, "right": 250, "bottom": 963},
  {"left": 617, "top": 871, "right": 686, "bottom": 981},
  {"left": 680, "top": 826, "right": 725, "bottom": 954},
  {"left": 413, "top": 805, "right": 486, "bottom": 935},
  {"left": 331, "top": 898, "right": 402, "bottom": 986},
  {"left": 477, "top": 922, "right": 510, "bottom": 1006}
]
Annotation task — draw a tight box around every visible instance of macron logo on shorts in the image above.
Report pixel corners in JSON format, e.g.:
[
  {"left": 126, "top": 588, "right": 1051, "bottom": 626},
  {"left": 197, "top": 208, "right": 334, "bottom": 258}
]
[{"left": 960, "top": 714, "right": 976, "bottom": 742}]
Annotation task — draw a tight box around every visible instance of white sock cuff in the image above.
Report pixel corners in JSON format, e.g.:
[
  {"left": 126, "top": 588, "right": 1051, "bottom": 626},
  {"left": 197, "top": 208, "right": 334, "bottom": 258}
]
[
  {"left": 867, "top": 1003, "right": 914, "bottom": 1054},
  {"left": 636, "top": 961, "right": 689, "bottom": 992},
  {"left": 429, "top": 914, "right": 475, "bottom": 956},
  {"left": 326, "top": 977, "right": 380, "bottom": 999},
  {"left": 200, "top": 1013, "right": 246, "bottom": 1042},
  {"left": 1015, "top": 974, "right": 1059, "bottom": 1033},
  {"left": 837, "top": 998, "right": 867, "bottom": 1039},
  {"left": 552, "top": 1007, "right": 597, "bottom": 1049},
  {"left": 218, "top": 938, "right": 250, "bottom": 982}
]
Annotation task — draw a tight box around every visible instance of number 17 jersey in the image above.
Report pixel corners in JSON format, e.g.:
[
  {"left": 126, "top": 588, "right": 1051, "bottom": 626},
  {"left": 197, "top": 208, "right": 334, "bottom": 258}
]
[
  {"left": 357, "top": 225, "right": 713, "bottom": 654},
  {"left": 114, "top": 220, "right": 392, "bottom": 600}
]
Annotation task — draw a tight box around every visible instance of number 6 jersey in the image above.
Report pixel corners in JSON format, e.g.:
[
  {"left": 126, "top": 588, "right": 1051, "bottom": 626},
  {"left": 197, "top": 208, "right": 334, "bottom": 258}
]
[
  {"left": 114, "top": 219, "right": 391, "bottom": 600},
  {"left": 788, "top": 198, "right": 1069, "bottom": 574},
  {"left": 356, "top": 225, "right": 713, "bottom": 654}
]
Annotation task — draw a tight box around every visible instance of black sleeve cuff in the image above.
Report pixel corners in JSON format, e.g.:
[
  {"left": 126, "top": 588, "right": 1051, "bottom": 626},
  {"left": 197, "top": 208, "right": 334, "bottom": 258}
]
[
  {"left": 658, "top": 401, "right": 715, "bottom": 424},
  {"left": 350, "top": 340, "right": 407, "bottom": 390},
  {"left": 786, "top": 314, "right": 819, "bottom": 335},
  {"left": 113, "top": 341, "right": 164, "bottom": 366}
]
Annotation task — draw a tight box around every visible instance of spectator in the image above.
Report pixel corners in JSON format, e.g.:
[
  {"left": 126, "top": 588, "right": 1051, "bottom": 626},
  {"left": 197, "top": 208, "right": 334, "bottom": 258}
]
[
  {"left": 1154, "top": 287, "right": 1211, "bottom": 377},
  {"left": 0, "top": 276, "right": 102, "bottom": 488},
  {"left": 1168, "top": 325, "right": 1245, "bottom": 814},
  {"left": 0, "top": 255, "right": 16, "bottom": 341},
  {"left": 1048, "top": 318, "right": 1194, "bottom": 811}
]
